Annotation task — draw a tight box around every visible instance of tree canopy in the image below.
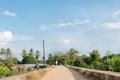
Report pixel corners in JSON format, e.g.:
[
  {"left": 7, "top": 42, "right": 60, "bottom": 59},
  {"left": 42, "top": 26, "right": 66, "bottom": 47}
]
[{"left": 21, "top": 49, "right": 40, "bottom": 64}]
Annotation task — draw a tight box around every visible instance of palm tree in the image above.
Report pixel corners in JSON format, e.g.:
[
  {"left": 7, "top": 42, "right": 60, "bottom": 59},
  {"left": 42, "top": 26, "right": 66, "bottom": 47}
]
[
  {"left": 0, "top": 48, "right": 6, "bottom": 60},
  {"left": 35, "top": 50, "right": 40, "bottom": 60},
  {"left": 21, "top": 49, "right": 27, "bottom": 58},
  {"left": 6, "top": 48, "right": 13, "bottom": 67},
  {"left": 35, "top": 50, "right": 40, "bottom": 65},
  {"left": 29, "top": 49, "right": 34, "bottom": 57},
  {"left": 6, "top": 48, "right": 12, "bottom": 58}
]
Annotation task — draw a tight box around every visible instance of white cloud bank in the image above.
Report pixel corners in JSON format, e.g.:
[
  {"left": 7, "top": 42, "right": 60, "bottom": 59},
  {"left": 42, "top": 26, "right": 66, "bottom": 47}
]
[
  {"left": 40, "top": 19, "right": 90, "bottom": 30},
  {"left": 112, "top": 10, "right": 120, "bottom": 18},
  {"left": 0, "top": 31, "right": 14, "bottom": 44},
  {"left": 0, "top": 30, "right": 34, "bottom": 45},
  {"left": 1, "top": 10, "right": 18, "bottom": 17},
  {"left": 103, "top": 22, "right": 120, "bottom": 29}
]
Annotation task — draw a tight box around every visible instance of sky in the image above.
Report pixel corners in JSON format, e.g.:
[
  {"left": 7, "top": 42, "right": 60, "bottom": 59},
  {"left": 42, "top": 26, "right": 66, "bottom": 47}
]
[{"left": 1, "top": 0, "right": 120, "bottom": 60}]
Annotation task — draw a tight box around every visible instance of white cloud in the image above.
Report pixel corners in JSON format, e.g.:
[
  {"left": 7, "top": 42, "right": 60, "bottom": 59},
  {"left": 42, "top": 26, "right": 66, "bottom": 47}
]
[
  {"left": 112, "top": 10, "right": 120, "bottom": 18},
  {"left": 103, "top": 22, "right": 120, "bottom": 29},
  {"left": 39, "top": 19, "right": 90, "bottom": 30},
  {"left": 78, "top": 19, "right": 90, "bottom": 24},
  {"left": 51, "top": 22, "right": 72, "bottom": 28},
  {"left": 55, "top": 33, "right": 93, "bottom": 53},
  {"left": 1, "top": 10, "right": 18, "bottom": 17},
  {"left": 62, "top": 39, "right": 71, "bottom": 45},
  {"left": 58, "top": 39, "right": 71, "bottom": 45},
  {"left": 0, "top": 31, "right": 14, "bottom": 45},
  {"left": 0, "top": 31, "right": 33, "bottom": 45}
]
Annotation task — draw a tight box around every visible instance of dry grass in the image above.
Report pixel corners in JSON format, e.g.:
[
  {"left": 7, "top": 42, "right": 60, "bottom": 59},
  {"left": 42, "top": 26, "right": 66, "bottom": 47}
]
[
  {"left": 26, "top": 71, "right": 41, "bottom": 80},
  {"left": 26, "top": 66, "right": 54, "bottom": 80}
]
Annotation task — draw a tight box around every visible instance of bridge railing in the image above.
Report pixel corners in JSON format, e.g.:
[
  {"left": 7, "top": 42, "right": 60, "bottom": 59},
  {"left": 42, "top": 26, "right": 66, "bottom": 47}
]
[{"left": 68, "top": 66, "right": 120, "bottom": 80}]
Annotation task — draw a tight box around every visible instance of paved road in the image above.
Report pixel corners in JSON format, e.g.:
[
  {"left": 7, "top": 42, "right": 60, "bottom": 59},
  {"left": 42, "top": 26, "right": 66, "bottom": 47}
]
[{"left": 41, "top": 66, "right": 87, "bottom": 80}]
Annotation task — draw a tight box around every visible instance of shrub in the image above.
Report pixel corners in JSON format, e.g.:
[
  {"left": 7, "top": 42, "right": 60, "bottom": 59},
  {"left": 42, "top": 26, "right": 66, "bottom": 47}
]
[
  {"left": 0, "top": 66, "right": 12, "bottom": 77},
  {"left": 101, "top": 56, "right": 120, "bottom": 72}
]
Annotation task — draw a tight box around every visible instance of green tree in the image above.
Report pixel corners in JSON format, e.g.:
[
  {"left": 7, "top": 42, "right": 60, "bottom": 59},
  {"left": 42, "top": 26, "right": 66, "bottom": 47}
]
[
  {"left": 48, "top": 53, "right": 53, "bottom": 65},
  {"left": 90, "top": 50, "right": 100, "bottom": 63},
  {"left": 53, "top": 51, "right": 66, "bottom": 65},
  {"left": 80, "top": 55, "right": 91, "bottom": 68},
  {"left": 5, "top": 48, "right": 13, "bottom": 67},
  {"left": 67, "top": 48, "right": 79, "bottom": 65},
  {"left": 29, "top": 49, "right": 34, "bottom": 57},
  {"left": 0, "top": 48, "right": 6, "bottom": 60},
  {"left": 21, "top": 49, "right": 27, "bottom": 58},
  {"left": 35, "top": 50, "right": 40, "bottom": 64},
  {"left": 73, "top": 56, "right": 80, "bottom": 67},
  {"left": 83, "top": 56, "right": 91, "bottom": 65},
  {"left": 22, "top": 55, "right": 36, "bottom": 64},
  {"left": 6, "top": 48, "right": 12, "bottom": 58},
  {"left": 12, "top": 57, "right": 18, "bottom": 64},
  {"left": 88, "top": 50, "right": 101, "bottom": 69}
]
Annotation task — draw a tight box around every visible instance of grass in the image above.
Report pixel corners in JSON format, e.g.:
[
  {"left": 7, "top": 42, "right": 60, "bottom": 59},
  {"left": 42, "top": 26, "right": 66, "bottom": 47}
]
[
  {"left": 26, "top": 72, "right": 41, "bottom": 80},
  {"left": 26, "top": 66, "right": 54, "bottom": 80}
]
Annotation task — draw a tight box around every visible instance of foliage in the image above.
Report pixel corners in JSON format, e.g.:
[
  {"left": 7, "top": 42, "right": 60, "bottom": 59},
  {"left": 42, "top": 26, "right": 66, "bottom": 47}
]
[
  {"left": 0, "top": 48, "right": 41, "bottom": 77},
  {"left": 73, "top": 57, "right": 80, "bottom": 67},
  {"left": 35, "top": 50, "right": 40, "bottom": 65},
  {"left": 0, "top": 48, "right": 14, "bottom": 67},
  {"left": 90, "top": 50, "right": 100, "bottom": 63},
  {"left": 47, "top": 48, "right": 120, "bottom": 72},
  {"left": 21, "top": 49, "right": 27, "bottom": 58},
  {"left": 1, "top": 47, "right": 120, "bottom": 79},
  {"left": 21, "top": 49, "right": 40, "bottom": 64},
  {"left": 101, "top": 55, "right": 120, "bottom": 72},
  {"left": 66, "top": 48, "right": 79, "bottom": 66},
  {"left": 47, "top": 48, "right": 79, "bottom": 66},
  {"left": 22, "top": 55, "right": 36, "bottom": 64},
  {"left": 12, "top": 57, "right": 19, "bottom": 64},
  {"left": 47, "top": 53, "right": 53, "bottom": 65},
  {"left": 0, "top": 66, "right": 12, "bottom": 78},
  {"left": 0, "top": 48, "right": 6, "bottom": 60},
  {"left": 79, "top": 51, "right": 120, "bottom": 72}
]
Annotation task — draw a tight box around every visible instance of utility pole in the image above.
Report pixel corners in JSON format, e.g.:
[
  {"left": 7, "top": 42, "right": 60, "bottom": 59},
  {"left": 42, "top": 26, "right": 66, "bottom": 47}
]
[{"left": 43, "top": 40, "right": 45, "bottom": 67}]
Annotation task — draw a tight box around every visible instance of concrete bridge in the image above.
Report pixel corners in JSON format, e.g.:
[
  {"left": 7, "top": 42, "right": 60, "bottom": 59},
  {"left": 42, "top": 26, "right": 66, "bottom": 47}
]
[
  {"left": 41, "top": 66, "right": 87, "bottom": 80},
  {"left": 0, "top": 66, "right": 120, "bottom": 80}
]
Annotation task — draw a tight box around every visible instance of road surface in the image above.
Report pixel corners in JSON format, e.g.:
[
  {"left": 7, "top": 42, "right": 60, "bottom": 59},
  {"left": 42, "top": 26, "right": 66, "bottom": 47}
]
[{"left": 41, "top": 66, "right": 87, "bottom": 80}]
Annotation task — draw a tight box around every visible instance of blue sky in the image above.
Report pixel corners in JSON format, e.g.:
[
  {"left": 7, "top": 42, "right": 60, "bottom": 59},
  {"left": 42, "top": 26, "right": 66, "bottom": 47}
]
[{"left": 1, "top": 0, "right": 120, "bottom": 60}]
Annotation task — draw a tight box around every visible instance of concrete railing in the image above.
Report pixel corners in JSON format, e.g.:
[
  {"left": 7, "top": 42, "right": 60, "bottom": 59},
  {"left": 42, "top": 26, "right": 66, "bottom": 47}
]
[{"left": 68, "top": 66, "right": 120, "bottom": 80}]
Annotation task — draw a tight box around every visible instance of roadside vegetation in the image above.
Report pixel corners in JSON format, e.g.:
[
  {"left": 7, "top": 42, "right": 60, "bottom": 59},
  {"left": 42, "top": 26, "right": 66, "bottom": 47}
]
[
  {"left": 47, "top": 48, "right": 120, "bottom": 72},
  {"left": 0, "top": 48, "right": 41, "bottom": 78},
  {"left": 26, "top": 67, "right": 52, "bottom": 80},
  {"left": 0, "top": 47, "right": 120, "bottom": 78}
]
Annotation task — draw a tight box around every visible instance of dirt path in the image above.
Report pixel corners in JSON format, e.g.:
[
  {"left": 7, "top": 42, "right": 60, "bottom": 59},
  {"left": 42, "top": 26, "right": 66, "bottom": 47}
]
[{"left": 41, "top": 66, "right": 87, "bottom": 80}]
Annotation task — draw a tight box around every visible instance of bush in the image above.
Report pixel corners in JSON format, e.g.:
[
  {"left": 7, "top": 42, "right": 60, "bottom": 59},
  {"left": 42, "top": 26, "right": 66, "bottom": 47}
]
[
  {"left": 101, "top": 56, "right": 120, "bottom": 72},
  {"left": 0, "top": 66, "right": 12, "bottom": 77}
]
